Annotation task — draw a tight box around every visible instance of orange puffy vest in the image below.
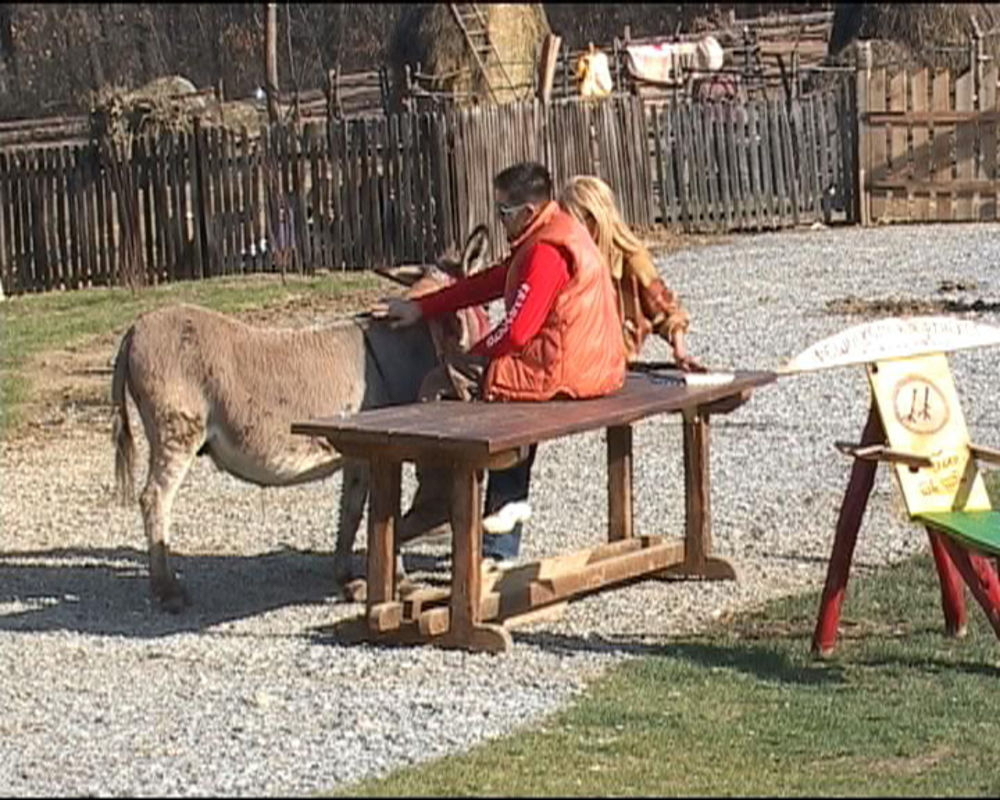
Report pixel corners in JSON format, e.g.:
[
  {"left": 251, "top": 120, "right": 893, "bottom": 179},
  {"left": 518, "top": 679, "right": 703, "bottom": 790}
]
[{"left": 484, "top": 202, "right": 626, "bottom": 402}]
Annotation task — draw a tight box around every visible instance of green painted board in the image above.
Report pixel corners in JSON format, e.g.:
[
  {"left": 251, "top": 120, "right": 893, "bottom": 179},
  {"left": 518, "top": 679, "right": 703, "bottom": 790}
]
[{"left": 917, "top": 511, "right": 1000, "bottom": 556}]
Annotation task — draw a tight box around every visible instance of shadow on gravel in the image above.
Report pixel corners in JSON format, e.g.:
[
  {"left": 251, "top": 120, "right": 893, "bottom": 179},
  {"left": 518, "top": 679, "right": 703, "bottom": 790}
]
[
  {"left": 514, "top": 630, "right": 846, "bottom": 686},
  {"left": 0, "top": 546, "right": 450, "bottom": 637}
]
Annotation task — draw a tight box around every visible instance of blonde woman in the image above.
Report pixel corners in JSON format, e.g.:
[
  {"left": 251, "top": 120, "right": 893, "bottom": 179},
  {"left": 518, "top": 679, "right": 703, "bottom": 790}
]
[{"left": 559, "top": 175, "right": 703, "bottom": 372}]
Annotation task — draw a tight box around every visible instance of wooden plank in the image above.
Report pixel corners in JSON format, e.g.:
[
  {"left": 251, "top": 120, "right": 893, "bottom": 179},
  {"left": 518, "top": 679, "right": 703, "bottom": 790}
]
[
  {"left": 65, "top": 146, "right": 82, "bottom": 289},
  {"left": 931, "top": 69, "right": 952, "bottom": 221},
  {"left": 378, "top": 116, "right": 393, "bottom": 266},
  {"left": 954, "top": 69, "right": 975, "bottom": 220},
  {"left": 370, "top": 117, "right": 385, "bottom": 267},
  {"left": 910, "top": 69, "right": 931, "bottom": 221},
  {"left": 607, "top": 425, "right": 634, "bottom": 541},
  {"left": 813, "top": 93, "right": 831, "bottom": 222},
  {"left": 699, "top": 105, "right": 719, "bottom": 229},
  {"left": 0, "top": 151, "right": 13, "bottom": 294},
  {"left": 865, "top": 109, "right": 1000, "bottom": 125},
  {"left": 36, "top": 149, "right": 50, "bottom": 290},
  {"left": 650, "top": 106, "right": 666, "bottom": 225},
  {"left": 420, "top": 113, "right": 436, "bottom": 261},
  {"left": 725, "top": 104, "right": 746, "bottom": 229},
  {"left": 86, "top": 146, "right": 101, "bottom": 286},
  {"left": 433, "top": 113, "right": 453, "bottom": 254},
  {"left": 190, "top": 121, "right": 207, "bottom": 279},
  {"left": 981, "top": 66, "right": 998, "bottom": 221},
  {"left": 768, "top": 98, "right": 788, "bottom": 225},
  {"left": 227, "top": 128, "right": 242, "bottom": 273},
  {"left": 676, "top": 104, "right": 693, "bottom": 229},
  {"left": 141, "top": 135, "right": 157, "bottom": 283},
  {"left": 868, "top": 67, "right": 887, "bottom": 223},
  {"left": 746, "top": 101, "right": 763, "bottom": 230},
  {"left": 358, "top": 119, "right": 373, "bottom": 267},
  {"left": 56, "top": 147, "right": 72, "bottom": 290},
  {"left": 718, "top": 104, "right": 735, "bottom": 230},
  {"left": 397, "top": 114, "right": 412, "bottom": 264},
  {"left": 240, "top": 128, "right": 257, "bottom": 273},
  {"left": 366, "top": 457, "right": 400, "bottom": 613},
  {"left": 686, "top": 104, "right": 704, "bottom": 230},
  {"left": 330, "top": 120, "right": 344, "bottom": 270},
  {"left": 172, "top": 131, "right": 188, "bottom": 281},
  {"left": 783, "top": 99, "right": 801, "bottom": 225},
  {"left": 152, "top": 134, "right": 169, "bottom": 281},
  {"left": 757, "top": 100, "right": 776, "bottom": 227},
  {"left": 802, "top": 97, "right": 823, "bottom": 221},
  {"left": 867, "top": 179, "right": 1000, "bottom": 193},
  {"left": 24, "top": 149, "right": 42, "bottom": 292},
  {"left": 887, "top": 72, "right": 908, "bottom": 221},
  {"left": 291, "top": 125, "right": 311, "bottom": 272}
]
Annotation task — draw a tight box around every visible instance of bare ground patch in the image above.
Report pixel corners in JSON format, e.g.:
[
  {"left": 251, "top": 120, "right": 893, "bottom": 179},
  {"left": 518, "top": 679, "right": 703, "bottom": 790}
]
[{"left": 13, "top": 277, "right": 390, "bottom": 439}]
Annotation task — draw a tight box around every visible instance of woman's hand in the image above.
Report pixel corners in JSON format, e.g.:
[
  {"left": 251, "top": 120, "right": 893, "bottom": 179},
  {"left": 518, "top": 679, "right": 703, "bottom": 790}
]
[
  {"left": 370, "top": 297, "right": 422, "bottom": 328},
  {"left": 672, "top": 331, "right": 707, "bottom": 373}
]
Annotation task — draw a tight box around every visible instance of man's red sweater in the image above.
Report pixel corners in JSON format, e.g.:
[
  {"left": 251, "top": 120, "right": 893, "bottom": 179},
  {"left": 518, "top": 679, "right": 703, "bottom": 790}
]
[{"left": 417, "top": 242, "right": 571, "bottom": 359}]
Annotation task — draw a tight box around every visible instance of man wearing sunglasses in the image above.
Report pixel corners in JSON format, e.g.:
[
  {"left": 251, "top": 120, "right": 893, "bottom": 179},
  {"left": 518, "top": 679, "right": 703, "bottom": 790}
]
[{"left": 374, "top": 161, "right": 625, "bottom": 564}]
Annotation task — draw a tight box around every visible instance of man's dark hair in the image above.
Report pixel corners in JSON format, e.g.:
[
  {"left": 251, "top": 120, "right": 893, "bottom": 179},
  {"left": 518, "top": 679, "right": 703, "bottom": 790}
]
[{"left": 494, "top": 162, "right": 553, "bottom": 205}]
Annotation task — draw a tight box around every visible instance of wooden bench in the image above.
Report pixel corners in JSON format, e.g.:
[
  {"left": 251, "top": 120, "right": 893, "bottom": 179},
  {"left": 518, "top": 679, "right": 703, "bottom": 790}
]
[{"left": 292, "top": 369, "right": 775, "bottom": 653}]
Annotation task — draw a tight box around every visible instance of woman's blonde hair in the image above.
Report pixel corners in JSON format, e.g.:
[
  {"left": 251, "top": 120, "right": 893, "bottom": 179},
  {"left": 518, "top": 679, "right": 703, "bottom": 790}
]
[{"left": 559, "top": 175, "right": 644, "bottom": 280}]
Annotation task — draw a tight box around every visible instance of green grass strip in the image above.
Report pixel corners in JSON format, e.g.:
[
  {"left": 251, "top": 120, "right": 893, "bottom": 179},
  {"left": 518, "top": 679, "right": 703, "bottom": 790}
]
[{"left": 346, "top": 551, "right": 1000, "bottom": 797}]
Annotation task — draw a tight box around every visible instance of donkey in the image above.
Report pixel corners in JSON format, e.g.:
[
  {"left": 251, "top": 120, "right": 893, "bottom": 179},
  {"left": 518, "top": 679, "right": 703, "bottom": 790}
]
[{"left": 112, "top": 226, "right": 490, "bottom": 612}]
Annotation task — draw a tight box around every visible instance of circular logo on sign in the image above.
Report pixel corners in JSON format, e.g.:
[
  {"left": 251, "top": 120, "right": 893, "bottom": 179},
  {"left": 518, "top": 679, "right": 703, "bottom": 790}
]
[{"left": 892, "top": 375, "right": 949, "bottom": 434}]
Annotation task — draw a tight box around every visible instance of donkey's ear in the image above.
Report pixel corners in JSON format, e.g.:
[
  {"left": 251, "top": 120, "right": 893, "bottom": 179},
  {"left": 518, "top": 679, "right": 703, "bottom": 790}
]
[
  {"left": 461, "top": 224, "right": 491, "bottom": 276},
  {"left": 374, "top": 265, "right": 426, "bottom": 287}
]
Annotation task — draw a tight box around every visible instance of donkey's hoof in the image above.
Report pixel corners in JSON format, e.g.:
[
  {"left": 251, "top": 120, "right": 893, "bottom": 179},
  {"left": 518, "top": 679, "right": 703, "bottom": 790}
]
[
  {"left": 339, "top": 578, "right": 368, "bottom": 603},
  {"left": 155, "top": 584, "right": 191, "bottom": 614}
]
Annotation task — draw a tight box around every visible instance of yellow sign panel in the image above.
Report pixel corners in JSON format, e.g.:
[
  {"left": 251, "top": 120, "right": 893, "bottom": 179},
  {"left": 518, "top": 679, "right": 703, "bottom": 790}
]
[{"left": 867, "top": 353, "right": 991, "bottom": 516}]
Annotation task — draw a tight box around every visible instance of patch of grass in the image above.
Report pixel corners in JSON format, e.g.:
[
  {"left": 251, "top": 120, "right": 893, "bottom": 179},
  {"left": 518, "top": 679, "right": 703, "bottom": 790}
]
[
  {"left": 0, "top": 272, "right": 379, "bottom": 436},
  {"left": 345, "top": 552, "right": 1000, "bottom": 797}
]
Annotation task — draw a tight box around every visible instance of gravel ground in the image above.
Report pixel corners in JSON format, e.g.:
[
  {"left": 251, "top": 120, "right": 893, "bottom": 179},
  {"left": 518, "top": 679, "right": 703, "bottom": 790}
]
[{"left": 2, "top": 222, "right": 1000, "bottom": 796}]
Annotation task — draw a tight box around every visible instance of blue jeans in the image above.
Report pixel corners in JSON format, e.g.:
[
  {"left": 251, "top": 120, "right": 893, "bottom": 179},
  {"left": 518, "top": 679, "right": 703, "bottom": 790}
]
[{"left": 482, "top": 444, "right": 537, "bottom": 560}]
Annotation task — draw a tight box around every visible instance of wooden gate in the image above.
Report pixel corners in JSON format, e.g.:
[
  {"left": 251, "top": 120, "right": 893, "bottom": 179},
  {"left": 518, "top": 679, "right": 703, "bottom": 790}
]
[{"left": 857, "top": 59, "right": 1000, "bottom": 224}]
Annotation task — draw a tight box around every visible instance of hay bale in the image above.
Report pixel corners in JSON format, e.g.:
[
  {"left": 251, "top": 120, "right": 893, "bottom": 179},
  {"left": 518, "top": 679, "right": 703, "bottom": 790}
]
[
  {"left": 90, "top": 74, "right": 266, "bottom": 145},
  {"left": 829, "top": 3, "right": 1000, "bottom": 69},
  {"left": 390, "top": 4, "right": 550, "bottom": 106}
]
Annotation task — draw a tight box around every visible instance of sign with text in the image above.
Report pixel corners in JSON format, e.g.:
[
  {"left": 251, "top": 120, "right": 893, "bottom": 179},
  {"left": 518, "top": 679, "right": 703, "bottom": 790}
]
[{"left": 780, "top": 316, "right": 1000, "bottom": 374}]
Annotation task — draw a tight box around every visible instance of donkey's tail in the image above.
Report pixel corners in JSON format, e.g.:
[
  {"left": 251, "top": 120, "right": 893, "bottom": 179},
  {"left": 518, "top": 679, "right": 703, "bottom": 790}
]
[{"left": 111, "top": 327, "right": 136, "bottom": 506}]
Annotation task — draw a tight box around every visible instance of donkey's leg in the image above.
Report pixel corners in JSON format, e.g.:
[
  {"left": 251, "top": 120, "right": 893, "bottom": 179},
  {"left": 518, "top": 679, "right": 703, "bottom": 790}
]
[
  {"left": 334, "top": 458, "right": 416, "bottom": 603},
  {"left": 334, "top": 458, "right": 369, "bottom": 593},
  {"left": 139, "top": 427, "right": 202, "bottom": 613}
]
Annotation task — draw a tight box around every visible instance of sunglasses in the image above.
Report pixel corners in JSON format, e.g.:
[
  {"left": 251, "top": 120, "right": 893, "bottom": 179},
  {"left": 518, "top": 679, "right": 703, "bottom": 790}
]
[{"left": 496, "top": 202, "right": 529, "bottom": 220}]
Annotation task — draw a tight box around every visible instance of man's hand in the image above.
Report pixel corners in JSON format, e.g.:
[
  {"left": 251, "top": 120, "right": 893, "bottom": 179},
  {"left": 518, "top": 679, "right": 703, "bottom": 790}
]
[
  {"left": 370, "top": 297, "right": 422, "bottom": 328},
  {"left": 672, "top": 331, "right": 707, "bottom": 373}
]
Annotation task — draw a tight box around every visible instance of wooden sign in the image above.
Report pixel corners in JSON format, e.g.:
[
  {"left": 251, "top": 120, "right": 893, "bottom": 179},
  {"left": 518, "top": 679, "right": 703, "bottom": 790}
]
[
  {"left": 780, "top": 316, "right": 1000, "bottom": 375},
  {"left": 868, "top": 353, "right": 991, "bottom": 516}
]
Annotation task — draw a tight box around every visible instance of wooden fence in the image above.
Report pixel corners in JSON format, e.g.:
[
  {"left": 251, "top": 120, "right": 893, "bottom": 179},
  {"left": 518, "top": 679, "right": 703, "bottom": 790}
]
[
  {"left": 0, "top": 89, "right": 852, "bottom": 296},
  {"left": 858, "top": 61, "right": 1000, "bottom": 224},
  {"left": 649, "top": 83, "right": 852, "bottom": 231}
]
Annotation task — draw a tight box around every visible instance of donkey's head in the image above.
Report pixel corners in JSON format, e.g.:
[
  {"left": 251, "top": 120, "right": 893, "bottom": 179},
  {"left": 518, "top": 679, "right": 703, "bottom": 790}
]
[{"left": 377, "top": 225, "right": 492, "bottom": 359}]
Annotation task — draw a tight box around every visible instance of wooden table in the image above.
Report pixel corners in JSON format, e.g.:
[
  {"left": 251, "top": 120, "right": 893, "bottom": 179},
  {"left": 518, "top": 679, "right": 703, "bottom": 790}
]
[{"left": 293, "top": 370, "right": 775, "bottom": 653}]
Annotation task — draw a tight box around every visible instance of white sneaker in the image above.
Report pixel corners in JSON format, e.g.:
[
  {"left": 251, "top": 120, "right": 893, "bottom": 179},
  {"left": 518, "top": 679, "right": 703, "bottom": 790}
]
[{"left": 481, "top": 501, "right": 531, "bottom": 535}]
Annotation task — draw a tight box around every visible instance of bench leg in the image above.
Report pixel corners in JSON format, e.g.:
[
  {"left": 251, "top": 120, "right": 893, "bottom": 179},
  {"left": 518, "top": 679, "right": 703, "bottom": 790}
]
[
  {"left": 366, "top": 457, "right": 402, "bottom": 631},
  {"left": 443, "top": 464, "right": 511, "bottom": 654},
  {"left": 607, "top": 424, "right": 634, "bottom": 542},
  {"left": 935, "top": 534, "right": 1000, "bottom": 640},
  {"left": 926, "top": 528, "right": 968, "bottom": 638},
  {"left": 812, "top": 405, "right": 882, "bottom": 659},
  {"left": 659, "top": 409, "right": 735, "bottom": 580}
]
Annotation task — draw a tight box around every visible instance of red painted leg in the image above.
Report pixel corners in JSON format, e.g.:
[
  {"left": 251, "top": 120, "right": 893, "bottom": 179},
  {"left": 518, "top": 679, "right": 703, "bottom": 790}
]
[
  {"left": 970, "top": 551, "right": 1000, "bottom": 616},
  {"left": 937, "top": 534, "right": 1000, "bottom": 640},
  {"left": 812, "top": 406, "right": 883, "bottom": 659},
  {"left": 926, "top": 528, "right": 968, "bottom": 638}
]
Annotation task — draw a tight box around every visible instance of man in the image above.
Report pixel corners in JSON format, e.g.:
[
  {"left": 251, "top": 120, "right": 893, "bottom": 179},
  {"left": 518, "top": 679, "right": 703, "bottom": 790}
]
[{"left": 374, "top": 161, "right": 626, "bottom": 563}]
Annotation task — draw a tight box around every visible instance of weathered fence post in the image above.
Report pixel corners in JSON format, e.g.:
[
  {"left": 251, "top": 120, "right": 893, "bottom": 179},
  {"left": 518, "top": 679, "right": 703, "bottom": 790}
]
[{"left": 854, "top": 40, "right": 872, "bottom": 227}]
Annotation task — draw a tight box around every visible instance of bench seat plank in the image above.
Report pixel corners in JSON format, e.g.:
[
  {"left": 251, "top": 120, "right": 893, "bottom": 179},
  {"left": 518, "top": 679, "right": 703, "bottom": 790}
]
[
  {"left": 919, "top": 511, "right": 1000, "bottom": 556},
  {"left": 292, "top": 371, "right": 775, "bottom": 460}
]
